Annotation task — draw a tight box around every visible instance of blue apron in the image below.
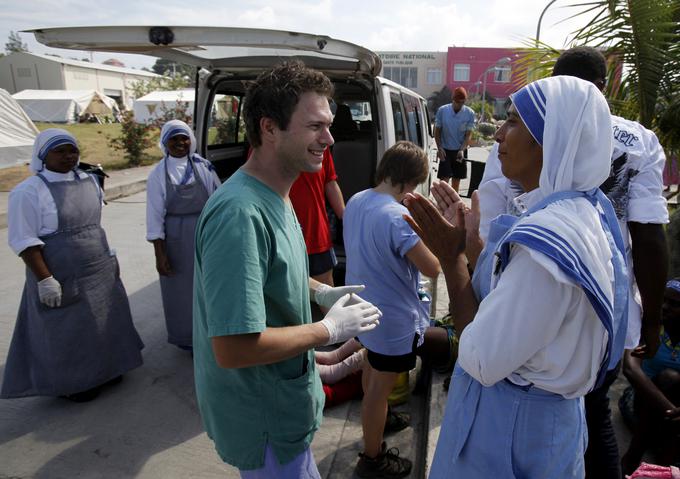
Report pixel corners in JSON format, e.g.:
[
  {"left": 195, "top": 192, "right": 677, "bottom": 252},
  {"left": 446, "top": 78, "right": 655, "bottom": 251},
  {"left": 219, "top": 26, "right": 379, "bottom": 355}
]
[
  {"left": 429, "top": 189, "right": 628, "bottom": 478},
  {"left": 1, "top": 172, "right": 144, "bottom": 398}
]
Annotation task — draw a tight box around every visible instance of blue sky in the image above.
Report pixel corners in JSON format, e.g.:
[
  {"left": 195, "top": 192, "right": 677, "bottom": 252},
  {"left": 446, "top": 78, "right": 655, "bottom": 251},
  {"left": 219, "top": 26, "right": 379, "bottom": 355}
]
[{"left": 2, "top": 0, "right": 592, "bottom": 69}]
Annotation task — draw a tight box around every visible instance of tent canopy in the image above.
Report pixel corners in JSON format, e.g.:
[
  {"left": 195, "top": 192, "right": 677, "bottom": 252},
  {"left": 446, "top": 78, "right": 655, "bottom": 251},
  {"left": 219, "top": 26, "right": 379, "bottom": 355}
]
[
  {"left": 132, "top": 89, "right": 195, "bottom": 124},
  {"left": 0, "top": 88, "right": 39, "bottom": 169},
  {"left": 12, "top": 89, "right": 120, "bottom": 123}
]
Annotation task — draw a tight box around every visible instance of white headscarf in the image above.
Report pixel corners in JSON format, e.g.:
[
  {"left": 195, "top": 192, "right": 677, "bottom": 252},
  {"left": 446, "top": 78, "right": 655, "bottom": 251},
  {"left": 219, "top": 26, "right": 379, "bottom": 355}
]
[
  {"left": 158, "top": 120, "right": 197, "bottom": 158},
  {"left": 30, "top": 128, "right": 80, "bottom": 173},
  {"left": 500, "top": 76, "right": 627, "bottom": 384},
  {"left": 510, "top": 76, "right": 612, "bottom": 197}
]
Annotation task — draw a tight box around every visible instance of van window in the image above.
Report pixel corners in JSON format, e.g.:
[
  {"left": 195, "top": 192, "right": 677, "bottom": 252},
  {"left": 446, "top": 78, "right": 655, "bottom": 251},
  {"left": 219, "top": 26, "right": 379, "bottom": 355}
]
[
  {"left": 207, "top": 94, "right": 245, "bottom": 146},
  {"left": 401, "top": 93, "right": 424, "bottom": 148},
  {"left": 346, "top": 100, "right": 372, "bottom": 122},
  {"left": 389, "top": 92, "right": 407, "bottom": 142}
]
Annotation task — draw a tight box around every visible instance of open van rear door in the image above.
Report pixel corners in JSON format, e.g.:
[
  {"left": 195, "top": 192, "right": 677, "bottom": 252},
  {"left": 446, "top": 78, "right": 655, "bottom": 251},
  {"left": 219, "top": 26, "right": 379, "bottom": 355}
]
[{"left": 28, "top": 26, "right": 382, "bottom": 76}]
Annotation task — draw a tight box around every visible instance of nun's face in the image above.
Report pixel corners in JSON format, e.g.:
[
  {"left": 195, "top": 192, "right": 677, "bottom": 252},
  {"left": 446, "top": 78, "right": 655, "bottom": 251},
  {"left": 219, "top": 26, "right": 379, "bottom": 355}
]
[
  {"left": 44, "top": 144, "right": 79, "bottom": 174},
  {"left": 496, "top": 104, "right": 543, "bottom": 191},
  {"left": 166, "top": 134, "right": 191, "bottom": 158}
]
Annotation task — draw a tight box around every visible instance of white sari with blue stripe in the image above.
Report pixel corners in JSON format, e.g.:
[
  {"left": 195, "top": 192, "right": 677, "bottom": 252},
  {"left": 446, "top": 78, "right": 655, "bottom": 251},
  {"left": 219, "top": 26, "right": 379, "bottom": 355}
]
[{"left": 429, "top": 76, "right": 629, "bottom": 478}]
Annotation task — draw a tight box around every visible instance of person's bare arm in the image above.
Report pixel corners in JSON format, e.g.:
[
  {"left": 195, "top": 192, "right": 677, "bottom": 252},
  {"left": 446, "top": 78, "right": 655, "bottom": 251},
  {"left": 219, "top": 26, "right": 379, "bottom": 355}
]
[
  {"left": 403, "top": 193, "right": 478, "bottom": 333},
  {"left": 405, "top": 240, "right": 441, "bottom": 278},
  {"left": 430, "top": 181, "right": 484, "bottom": 269},
  {"left": 19, "top": 246, "right": 52, "bottom": 281},
  {"left": 151, "top": 239, "right": 172, "bottom": 276},
  {"left": 462, "top": 129, "right": 473, "bottom": 151},
  {"left": 211, "top": 322, "right": 330, "bottom": 369},
  {"left": 629, "top": 222, "right": 668, "bottom": 358},
  {"left": 325, "top": 180, "right": 345, "bottom": 219},
  {"left": 434, "top": 126, "right": 445, "bottom": 160},
  {"left": 622, "top": 349, "right": 676, "bottom": 414}
]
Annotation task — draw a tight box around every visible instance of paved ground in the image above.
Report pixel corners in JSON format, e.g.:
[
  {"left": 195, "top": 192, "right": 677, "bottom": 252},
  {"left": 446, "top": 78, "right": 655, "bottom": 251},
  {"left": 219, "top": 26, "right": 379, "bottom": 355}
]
[
  {"left": 0, "top": 189, "right": 428, "bottom": 479},
  {"left": 0, "top": 148, "right": 636, "bottom": 477}
]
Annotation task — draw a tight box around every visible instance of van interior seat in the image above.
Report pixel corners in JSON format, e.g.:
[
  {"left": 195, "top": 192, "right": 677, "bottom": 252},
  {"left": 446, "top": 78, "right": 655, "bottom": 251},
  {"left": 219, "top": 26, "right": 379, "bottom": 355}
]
[
  {"left": 330, "top": 104, "right": 358, "bottom": 141},
  {"left": 332, "top": 138, "right": 373, "bottom": 202}
]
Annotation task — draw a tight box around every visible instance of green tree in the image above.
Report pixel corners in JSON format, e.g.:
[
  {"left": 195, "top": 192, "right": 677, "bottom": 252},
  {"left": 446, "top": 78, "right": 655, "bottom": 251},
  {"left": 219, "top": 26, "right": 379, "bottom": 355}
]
[
  {"left": 568, "top": 0, "right": 680, "bottom": 129},
  {"left": 151, "top": 58, "right": 196, "bottom": 82},
  {"left": 5, "top": 31, "right": 28, "bottom": 54},
  {"left": 427, "top": 86, "right": 452, "bottom": 116},
  {"left": 513, "top": 1, "right": 680, "bottom": 132},
  {"left": 109, "top": 111, "right": 154, "bottom": 166},
  {"left": 130, "top": 75, "right": 191, "bottom": 99}
]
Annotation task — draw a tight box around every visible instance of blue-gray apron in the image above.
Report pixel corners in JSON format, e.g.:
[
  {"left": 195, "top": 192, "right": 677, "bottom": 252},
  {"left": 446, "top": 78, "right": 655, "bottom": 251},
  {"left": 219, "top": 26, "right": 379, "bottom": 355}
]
[
  {"left": 1, "top": 173, "right": 144, "bottom": 398},
  {"left": 159, "top": 157, "right": 209, "bottom": 347},
  {"left": 429, "top": 189, "right": 628, "bottom": 478}
]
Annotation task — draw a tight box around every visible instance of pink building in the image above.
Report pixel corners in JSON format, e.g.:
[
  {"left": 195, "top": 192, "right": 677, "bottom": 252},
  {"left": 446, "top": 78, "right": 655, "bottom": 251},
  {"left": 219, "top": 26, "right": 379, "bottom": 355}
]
[{"left": 446, "top": 47, "right": 522, "bottom": 114}]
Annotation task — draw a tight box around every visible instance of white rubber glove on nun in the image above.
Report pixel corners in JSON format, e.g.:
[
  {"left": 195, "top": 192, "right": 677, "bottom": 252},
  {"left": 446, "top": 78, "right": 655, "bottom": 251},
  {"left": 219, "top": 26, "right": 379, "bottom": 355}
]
[
  {"left": 319, "top": 293, "right": 381, "bottom": 345},
  {"left": 38, "top": 276, "right": 62, "bottom": 307},
  {"left": 314, "top": 283, "right": 365, "bottom": 309}
]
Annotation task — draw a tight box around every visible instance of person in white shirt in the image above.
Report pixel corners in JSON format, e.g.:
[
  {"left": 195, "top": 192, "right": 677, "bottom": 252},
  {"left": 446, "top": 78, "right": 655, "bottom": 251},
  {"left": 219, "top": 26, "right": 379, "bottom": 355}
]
[
  {"left": 146, "top": 120, "right": 221, "bottom": 351},
  {"left": 404, "top": 76, "right": 628, "bottom": 477},
  {"left": 477, "top": 47, "right": 669, "bottom": 479},
  {"left": 2, "top": 129, "right": 144, "bottom": 402}
]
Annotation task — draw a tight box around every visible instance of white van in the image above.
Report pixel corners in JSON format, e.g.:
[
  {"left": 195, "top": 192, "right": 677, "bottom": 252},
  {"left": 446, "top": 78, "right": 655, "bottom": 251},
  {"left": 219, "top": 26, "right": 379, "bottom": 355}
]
[{"left": 31, "top": 26, "right": 439, "bottom": 280}]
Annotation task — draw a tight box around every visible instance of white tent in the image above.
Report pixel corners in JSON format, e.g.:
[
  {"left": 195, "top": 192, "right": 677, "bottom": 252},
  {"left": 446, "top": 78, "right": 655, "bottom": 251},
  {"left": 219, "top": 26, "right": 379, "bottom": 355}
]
[
  {"left": 12, "top": 89, "right": 120, "bottom": 123},
  {"left": 0, "top": 88, "right": 39, "bottom": 169},
  {"left": 133, "top": 89, "right": 195, "bottom": 123}
]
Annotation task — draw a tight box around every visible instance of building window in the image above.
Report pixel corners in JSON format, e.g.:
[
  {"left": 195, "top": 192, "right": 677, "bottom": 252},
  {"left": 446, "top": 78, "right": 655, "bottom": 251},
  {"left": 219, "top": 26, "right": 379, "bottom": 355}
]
[
  {"left": 426, "top": 68, "right": 442, "bottom": 85},
  {"left": 494, "top": 66, "right": 511, "bottom": 83},
  {"left": 453, "top": 64, "right": 470, "bottom": 82},
  {"left": 383, "top": 67, "right": 418, "bottom": 89},
  {"left": 17, "top": 67, "right": 32, "bottom": 78}
]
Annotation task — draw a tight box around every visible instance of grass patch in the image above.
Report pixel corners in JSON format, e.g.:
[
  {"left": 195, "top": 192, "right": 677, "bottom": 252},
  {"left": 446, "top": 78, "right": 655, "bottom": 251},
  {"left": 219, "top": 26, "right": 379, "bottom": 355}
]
[{"left": 0, "top": 123, "right": 163, "bottom": 192}]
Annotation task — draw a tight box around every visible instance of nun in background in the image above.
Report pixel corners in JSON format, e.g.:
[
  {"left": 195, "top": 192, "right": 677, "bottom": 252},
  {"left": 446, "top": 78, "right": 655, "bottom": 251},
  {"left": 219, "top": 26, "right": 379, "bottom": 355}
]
[
  {"left": 2, "top": 129, "right": 144, "bottom": 402},
  {"left": 404, "top": 76, "right": 629, "bottom": 477},
  {"left": 146, "top": 120, "right": 221, "bottom": 351}
]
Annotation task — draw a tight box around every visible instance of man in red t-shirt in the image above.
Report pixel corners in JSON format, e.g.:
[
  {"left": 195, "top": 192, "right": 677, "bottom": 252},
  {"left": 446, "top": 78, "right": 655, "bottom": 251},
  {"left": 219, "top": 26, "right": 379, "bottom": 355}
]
[{"left": 290, "top": 149, "right": 345, "bottom": 286}]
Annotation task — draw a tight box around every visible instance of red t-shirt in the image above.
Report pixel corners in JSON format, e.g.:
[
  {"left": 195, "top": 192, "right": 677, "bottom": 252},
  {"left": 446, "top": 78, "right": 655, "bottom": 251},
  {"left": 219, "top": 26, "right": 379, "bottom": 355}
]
[{"left": 289, "top": 149, "right": 338, "bottom": 254}]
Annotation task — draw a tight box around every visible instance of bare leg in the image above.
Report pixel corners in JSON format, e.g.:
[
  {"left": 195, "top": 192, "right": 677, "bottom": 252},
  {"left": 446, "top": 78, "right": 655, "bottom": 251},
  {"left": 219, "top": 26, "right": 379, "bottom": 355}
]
[
  {"left": 451, "top": 178, "right": 461, "bottom": 193},
  {"left": 361, "top": 363, "right": 398, "bottom": 457}
]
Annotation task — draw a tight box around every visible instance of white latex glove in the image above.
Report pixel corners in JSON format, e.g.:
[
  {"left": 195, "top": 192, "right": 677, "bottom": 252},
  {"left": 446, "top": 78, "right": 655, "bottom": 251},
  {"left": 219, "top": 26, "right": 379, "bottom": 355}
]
[
  {"left": 38, "top": 276, "right": 62, "bottom": 307},
  {"left": 314, "top": 283, "right": 365, "bottom": 310},
  {"left": 319, "top": 293, "right": 381, "bottom": 345}
]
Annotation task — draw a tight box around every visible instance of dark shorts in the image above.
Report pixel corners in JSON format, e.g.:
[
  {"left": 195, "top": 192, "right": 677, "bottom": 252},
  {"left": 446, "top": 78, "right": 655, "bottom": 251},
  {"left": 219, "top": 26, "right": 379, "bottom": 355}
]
[
  {"left": 308, "top": 248, "right": 337, "bottom": 277},
  {"left": 365, "top": 335, "right": 420, "bottom": 373},
  {"left": 437, "top": 148, "right": 467, "bottom": 180}
]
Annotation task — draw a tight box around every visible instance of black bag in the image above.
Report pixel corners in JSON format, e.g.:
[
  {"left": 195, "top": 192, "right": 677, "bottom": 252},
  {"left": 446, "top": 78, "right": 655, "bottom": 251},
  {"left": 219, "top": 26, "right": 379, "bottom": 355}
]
[{"left": 78, "top": 162, "right": 109, "bottom": 191}]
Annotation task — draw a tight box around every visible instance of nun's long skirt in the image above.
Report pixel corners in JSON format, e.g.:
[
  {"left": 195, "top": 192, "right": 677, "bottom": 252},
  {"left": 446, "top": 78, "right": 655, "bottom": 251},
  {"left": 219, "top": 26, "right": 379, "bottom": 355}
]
[
  {"left": 429, "top": 365, "right": 587, "bottom": 478},
  {"left": 1, "top": 175, "right": 144, "bottom": 398},
  {"left": 158, "top": 161, "right": 209, "bottom": 348}
]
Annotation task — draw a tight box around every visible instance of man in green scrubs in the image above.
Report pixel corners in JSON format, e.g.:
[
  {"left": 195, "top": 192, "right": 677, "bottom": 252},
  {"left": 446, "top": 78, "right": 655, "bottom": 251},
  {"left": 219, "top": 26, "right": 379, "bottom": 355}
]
[{"left": 193, "top": 61, "right": 382, "bottom": 478}]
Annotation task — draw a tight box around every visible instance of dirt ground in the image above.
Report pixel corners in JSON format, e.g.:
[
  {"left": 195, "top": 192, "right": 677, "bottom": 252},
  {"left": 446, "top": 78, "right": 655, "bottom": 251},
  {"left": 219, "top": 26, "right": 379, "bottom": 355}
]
[{"left": 0, "top": 122, "right": 161, "bottom": 192}]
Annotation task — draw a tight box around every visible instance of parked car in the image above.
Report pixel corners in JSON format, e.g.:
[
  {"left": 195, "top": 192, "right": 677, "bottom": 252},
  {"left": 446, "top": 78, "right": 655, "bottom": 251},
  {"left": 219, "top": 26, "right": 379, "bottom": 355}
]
[{"left": 32, "top": 26, "right": 439, "bottom": 282}]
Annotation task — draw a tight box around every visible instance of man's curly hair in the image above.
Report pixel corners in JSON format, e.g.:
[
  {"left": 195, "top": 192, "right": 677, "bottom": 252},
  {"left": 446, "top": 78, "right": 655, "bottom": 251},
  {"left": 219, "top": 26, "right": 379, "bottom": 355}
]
[{"left": 243, "top": 61, "right": 334, "bottom": 147}]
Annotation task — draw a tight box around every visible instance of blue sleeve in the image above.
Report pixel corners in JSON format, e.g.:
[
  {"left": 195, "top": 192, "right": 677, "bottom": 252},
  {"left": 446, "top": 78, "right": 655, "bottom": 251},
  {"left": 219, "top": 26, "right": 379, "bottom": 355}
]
[
  {"left": 435, "top": 107, "right": 443, "bottom": 128},
  {"left": 465, "top": 109, "right": 475, "bottom": 130},
  {"left": 196, "top": 204, "right": 269, "bottom": 337},
  {"left": 389, "top": 206, "right": 420, "bottom": 257}
]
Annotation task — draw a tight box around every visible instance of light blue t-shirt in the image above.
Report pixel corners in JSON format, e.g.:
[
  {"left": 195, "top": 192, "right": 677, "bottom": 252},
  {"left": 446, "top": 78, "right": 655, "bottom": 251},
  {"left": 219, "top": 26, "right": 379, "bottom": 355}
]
[
  {"left": 435, "top": 103, "right": 476, "bottom": 150},
  {"left": 193, "top": 170, "right": 324, "bottom": 470},
  {"left": 343, "top": 189, "right": 429, "bottom": 355}
]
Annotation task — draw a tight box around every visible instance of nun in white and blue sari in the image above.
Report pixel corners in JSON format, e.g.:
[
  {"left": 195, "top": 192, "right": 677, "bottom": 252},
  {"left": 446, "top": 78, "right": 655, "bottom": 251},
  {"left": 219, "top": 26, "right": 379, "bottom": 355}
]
[
  {"left": 406, "top": 76, "right": 629, "bottom": 477},
  {"left": 146, "top": 120, "right": 221, "bottom": 350},
  {"left": 2, "top": 129, "right": 144, "bottom": 401}
]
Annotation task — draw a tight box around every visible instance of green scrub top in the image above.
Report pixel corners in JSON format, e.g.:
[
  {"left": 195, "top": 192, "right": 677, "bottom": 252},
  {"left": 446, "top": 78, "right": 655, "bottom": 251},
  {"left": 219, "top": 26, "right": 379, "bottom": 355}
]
[{"left": 193, "top": 170, "right": 324, "bottom": 470}]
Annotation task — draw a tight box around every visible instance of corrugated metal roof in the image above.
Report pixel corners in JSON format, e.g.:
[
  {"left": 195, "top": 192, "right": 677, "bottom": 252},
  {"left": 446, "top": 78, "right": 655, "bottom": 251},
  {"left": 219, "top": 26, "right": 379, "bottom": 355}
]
[{"left": 16, "top": 52, "right": 162, "bottom": 78}]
